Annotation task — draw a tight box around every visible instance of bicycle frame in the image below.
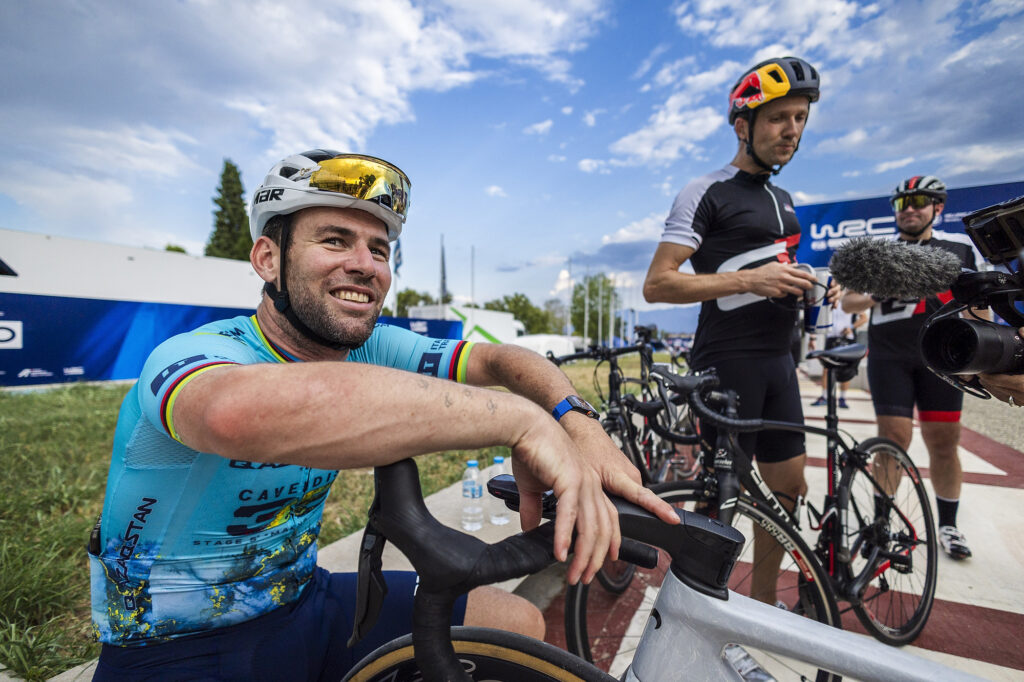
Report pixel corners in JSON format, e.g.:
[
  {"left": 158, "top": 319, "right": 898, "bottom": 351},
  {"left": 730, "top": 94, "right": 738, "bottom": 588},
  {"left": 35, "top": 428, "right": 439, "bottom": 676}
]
[{"left": 625, "top": 569, "right": 979, "bottom": 682}]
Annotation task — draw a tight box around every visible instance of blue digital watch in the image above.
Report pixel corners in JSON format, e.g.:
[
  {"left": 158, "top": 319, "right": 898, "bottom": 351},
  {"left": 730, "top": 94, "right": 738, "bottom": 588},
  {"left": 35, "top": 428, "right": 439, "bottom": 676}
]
[{"left": 551, "top": 395, "right": 599, "bottom": 422}]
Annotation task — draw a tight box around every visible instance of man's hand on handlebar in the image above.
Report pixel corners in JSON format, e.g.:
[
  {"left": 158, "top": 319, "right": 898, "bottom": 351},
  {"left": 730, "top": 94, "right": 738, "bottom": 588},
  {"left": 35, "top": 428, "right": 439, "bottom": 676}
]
[
  {"left": 509, "top": 414, "right": 620, "bottom": 586},
  {"left": 559, "top": 415, "right": 682, "bottom": 529}
]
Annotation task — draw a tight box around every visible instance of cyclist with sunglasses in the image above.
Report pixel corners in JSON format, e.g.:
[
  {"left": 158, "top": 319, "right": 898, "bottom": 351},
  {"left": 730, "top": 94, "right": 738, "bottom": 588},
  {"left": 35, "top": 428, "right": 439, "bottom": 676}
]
[
  {"left": 842, "top": 175, "right": 984, "bottom": 560},
  {"left": 643, "top": 57, "right": 838, "bottom": 607},
  {"left": 87, "top": 150, "right": 676, "bottom": 681}
]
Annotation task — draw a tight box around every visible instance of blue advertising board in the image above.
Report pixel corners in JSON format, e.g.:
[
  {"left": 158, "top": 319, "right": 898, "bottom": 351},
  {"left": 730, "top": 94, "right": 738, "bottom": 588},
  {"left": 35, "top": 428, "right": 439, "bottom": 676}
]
[
  {"left": 794, "top": 180, "right": 1024, "bottom": 267},
  {"left": 0, "top": 293, "right": 256, "bottom": 387},
  {"left": 0, "top": 292, "right": 466, "bottom": 388},
  {"left": 378, "top": 316, "right": 463, "bottom": 340}
]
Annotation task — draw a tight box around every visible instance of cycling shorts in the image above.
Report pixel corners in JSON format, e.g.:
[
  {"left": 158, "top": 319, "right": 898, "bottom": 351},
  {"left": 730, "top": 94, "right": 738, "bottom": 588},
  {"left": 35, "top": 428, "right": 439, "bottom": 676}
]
[
  {"left": 868, "top": 355, "right": 963, "bottom": 421},
  {"left": 93, "top": 568, "right": 467, "bottom": 682},
  {"left": 695, "top": 354, "right": 806, "bottom": 463}
]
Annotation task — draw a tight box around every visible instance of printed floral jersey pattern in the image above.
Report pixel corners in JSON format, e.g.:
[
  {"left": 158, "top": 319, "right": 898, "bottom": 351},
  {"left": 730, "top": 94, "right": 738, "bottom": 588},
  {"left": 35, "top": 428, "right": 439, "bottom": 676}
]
[{"left": 89, "top": 315, "right": 473, "bottom": 645}]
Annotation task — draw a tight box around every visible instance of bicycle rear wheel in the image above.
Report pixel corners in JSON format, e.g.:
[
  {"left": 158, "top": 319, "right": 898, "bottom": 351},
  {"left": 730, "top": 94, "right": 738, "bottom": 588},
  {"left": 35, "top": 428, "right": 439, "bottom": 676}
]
[
  {"left": 845, "top": 437, "right": 937, "bottom": 645},
  {"left": 345, "top": 626, "right": 614, "bottom": 681},
  {"left": 564, "top": 481, "right": 841, "bottom": 681}
]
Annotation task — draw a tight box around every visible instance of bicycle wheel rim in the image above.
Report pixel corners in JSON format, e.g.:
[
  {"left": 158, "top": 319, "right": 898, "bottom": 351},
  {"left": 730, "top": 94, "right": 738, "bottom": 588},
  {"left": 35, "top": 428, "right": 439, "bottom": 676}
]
[
  {"left": 847, "top": 438, "right": 938, "bottom": 645},
  {"left": 345, "top": 627, "right": 615, "bottom": 681},
  {"left": 565, "top": 481, "right": 841, "bottom": 681}
]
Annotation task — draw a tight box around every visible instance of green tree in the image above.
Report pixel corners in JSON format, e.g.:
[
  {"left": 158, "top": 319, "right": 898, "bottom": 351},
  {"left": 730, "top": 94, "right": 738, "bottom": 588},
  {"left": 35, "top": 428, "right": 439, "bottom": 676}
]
[
  {"left": 396, "top": 288, "right": 436, "bottom": 317},
  {"left": 164, "top": 244, "right": 186, "bottom": 253},
  {"left": 484, "top": 292, "right": 554, "bottom": 334},
  {"left": 205, "top": 159, "right": 251, "bottom": 260},
  {"left": 571, "top": 273, "right": 622, "bottom": 343},
  {"left": 544, "top": 298, "right": 568, "bottom": 335}
]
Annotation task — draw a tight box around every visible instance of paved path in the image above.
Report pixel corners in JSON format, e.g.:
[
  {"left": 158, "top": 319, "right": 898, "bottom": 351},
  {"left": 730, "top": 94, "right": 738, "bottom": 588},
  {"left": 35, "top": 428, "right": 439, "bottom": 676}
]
[{"left": 536, "top": 380, "right": 1024, "bottom": 680}]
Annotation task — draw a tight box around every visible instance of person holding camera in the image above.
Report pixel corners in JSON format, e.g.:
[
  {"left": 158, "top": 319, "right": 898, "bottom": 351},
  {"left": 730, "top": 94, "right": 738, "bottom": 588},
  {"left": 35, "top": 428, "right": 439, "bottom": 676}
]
[
  {"left": 842, "top": 175, "right": 984, "bottom": 560},
  {"left": 979, "top": 330, "right": 1024, "bottom": 406}
]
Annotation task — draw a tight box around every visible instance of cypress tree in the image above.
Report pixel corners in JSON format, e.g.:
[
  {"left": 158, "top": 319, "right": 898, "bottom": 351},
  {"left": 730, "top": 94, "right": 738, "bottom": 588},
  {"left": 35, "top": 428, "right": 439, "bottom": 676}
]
[{"left": 205, "top": 159, "right": 251, "bottom": 260}]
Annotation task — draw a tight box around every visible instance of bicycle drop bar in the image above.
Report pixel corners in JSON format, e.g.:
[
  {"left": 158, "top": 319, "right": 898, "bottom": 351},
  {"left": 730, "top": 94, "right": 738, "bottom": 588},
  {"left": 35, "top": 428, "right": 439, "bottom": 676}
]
[
  {"left": 547, "top": 344, "right": 648, "bottom": 366},
  {"left": 488, "top": 474, "right": 659, "bottom": 570},
  {"left": 360, "top": 459, "right": 743, "bottom": 682},
  {"left": 621, "top": 394, "right": 701, "bottom": 446}
]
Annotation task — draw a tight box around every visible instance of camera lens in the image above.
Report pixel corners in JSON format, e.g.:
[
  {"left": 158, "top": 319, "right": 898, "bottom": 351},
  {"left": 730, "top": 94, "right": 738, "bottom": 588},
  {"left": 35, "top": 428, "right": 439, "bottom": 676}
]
[{"left": 921, "top": 317, "right": 1024, "bottom": 374}]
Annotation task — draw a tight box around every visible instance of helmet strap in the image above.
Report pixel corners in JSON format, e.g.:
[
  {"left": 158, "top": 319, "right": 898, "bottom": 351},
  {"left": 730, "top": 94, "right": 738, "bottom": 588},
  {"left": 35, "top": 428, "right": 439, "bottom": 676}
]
[
  {"left": 263, "top": 222, "right": 347, "bottom": 351},
  {"left": 743, "top": 108, "right": 806, "bottom": 176}
]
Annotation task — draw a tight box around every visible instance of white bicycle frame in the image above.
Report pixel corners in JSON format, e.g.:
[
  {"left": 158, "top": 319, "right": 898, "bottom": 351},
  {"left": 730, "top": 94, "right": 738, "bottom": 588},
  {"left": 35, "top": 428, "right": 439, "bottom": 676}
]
[{"left": 625, "top": 570, "right": 982, "bottom": 682}]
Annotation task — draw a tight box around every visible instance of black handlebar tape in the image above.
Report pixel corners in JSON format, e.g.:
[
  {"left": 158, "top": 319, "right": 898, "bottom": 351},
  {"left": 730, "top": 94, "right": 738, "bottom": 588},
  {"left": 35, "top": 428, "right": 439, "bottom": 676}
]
[
  {"left": 687, "top": 388, "right": 765, "bottom": 433},
  {"left": 621, "top": 394, "right": 700, "bottom": 445},
  {"left": 618, "top": 538, "right": 659, "bottom": 569}
]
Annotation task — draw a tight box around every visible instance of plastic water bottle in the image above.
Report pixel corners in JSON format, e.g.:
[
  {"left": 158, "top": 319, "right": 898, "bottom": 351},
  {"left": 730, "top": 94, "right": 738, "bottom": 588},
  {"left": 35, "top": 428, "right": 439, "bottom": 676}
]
[
  {"left": 489, "top": 456, "right": 510, "bottom": 526},
  {"left": 461, "top": 460, "right": 483, "bottom": 531}
]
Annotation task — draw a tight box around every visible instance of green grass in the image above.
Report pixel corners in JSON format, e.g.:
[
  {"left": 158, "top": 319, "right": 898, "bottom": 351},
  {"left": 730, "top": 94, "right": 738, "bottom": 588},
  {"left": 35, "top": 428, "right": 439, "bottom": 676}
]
[
  {"left": 0, "top": 354, "right": 661, "bottom": 679},
  {"left": 0, "top": 384, "right": 124, "bottom": 681}
]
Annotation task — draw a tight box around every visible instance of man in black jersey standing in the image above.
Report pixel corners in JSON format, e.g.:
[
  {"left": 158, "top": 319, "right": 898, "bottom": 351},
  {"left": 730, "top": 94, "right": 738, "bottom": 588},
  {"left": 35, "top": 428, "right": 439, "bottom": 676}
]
[
  {"left": 842, "top": 175, "right": 984, "bottom": 560},
  {"left": 644, "top": 57, "right": 836, "bottom": 607}
]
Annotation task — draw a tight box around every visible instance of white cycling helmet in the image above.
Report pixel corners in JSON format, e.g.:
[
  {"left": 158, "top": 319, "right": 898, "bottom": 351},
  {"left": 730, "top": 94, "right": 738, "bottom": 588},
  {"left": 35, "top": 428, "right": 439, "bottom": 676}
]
[{"left": 249, "top": 149, "right": 411, "bottom": 242}]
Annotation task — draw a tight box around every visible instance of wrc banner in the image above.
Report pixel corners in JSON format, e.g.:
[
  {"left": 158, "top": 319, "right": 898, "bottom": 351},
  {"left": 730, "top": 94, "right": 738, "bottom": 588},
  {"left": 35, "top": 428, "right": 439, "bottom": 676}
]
[{"left": 794, "top": 180, "right": 1024, "bottom": 268}]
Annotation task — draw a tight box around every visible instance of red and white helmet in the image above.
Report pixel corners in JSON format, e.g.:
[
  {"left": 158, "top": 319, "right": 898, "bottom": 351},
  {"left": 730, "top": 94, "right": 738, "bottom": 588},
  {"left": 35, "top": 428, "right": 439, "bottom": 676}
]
[{"left": 249, "top": 150, "right": 411, "bottom": 243}]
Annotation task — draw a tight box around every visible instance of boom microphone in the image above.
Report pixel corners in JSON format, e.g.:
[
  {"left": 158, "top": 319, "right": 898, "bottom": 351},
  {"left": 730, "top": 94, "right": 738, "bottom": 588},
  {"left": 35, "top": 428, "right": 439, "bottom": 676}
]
[{"left": 828, "top": 237, "right": 963, "bottom": 299}]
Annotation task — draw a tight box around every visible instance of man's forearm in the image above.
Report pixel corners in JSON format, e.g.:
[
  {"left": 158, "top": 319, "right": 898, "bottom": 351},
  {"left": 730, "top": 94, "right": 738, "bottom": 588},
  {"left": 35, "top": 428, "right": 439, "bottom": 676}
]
[
  {"left": 643, "top": 270, "right": 749, "bottom": 304},
  {"left": 173, "top": 362, "right": 540, "bottom": 469},
  {"left": 466, "top": 343, "right": 578, "bottom": 412}
]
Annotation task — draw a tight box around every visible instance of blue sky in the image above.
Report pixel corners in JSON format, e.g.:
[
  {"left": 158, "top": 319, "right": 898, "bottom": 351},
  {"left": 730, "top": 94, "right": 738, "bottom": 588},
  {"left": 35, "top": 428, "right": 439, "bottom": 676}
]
[{"left": 3, "top": 0, "right": 1023, "bottom": 315}]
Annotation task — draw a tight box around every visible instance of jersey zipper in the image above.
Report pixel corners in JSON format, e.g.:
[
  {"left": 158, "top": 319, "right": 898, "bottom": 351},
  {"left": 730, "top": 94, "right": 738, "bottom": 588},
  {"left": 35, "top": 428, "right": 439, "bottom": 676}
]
[{"left": 763, "top": 185, "right": 784, "bottom": 234}]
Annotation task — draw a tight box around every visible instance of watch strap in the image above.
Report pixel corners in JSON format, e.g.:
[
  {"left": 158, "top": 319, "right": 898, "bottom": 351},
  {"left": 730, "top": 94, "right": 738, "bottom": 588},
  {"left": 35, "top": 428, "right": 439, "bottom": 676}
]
[{"left": 551, "top": 396, "right": 598, "bottom": 422}]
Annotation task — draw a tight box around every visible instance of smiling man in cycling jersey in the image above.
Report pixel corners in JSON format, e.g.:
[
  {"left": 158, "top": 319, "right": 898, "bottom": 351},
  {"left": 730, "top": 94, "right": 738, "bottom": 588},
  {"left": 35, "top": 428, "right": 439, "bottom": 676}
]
[
  {"left": 643, "top": 57, "right": 837, "bottom": 606},
  {"left": 88, "top": 150, "right": 678, "bottom": 680}
]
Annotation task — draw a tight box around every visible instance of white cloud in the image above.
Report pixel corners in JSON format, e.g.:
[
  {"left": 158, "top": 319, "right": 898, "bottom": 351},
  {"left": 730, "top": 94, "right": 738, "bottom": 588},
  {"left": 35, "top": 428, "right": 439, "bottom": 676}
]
[
  {"left": 937, "top": 142, "right": 1024, "bottom": 178},
  {"left": 655, "top": 176, "right": 676, "bottom": 196},
  {"left": 61, "top": 125, "right": 201, "bottom": 177},
  {"left": 578, "top": 158, "right": 609, "bottom": 173},
  {"left": 548, "top": 154, "right": 567, "bottom": 162},
  {"left": 582, "top": 108, "right": 606, "bottom": 127},
  {"left": 0, "top": 164, "right": 133, "bottom": 225},
  {"left": 602, "top": 212, "right": 667, "bottom": 244},
  {"left": 633, "top": 43, "right": 671, "bottom": 79},
  {"left": 792, "top": 190, "right": 829, "bottom": 205},
  {"left": 561, "top": 106, "right": 574, "bottom": 115},
  {"left": 523, "top": 119, "right": 554, "bottom": 135},
  {"left": 485, "top": 185, "right": 507, "bottom": 197},
  {"left": 608, "top": 100, "right": 723, "bottom": 166},
  {"left": 550, "top": 267, "right": 573, "bottom": 295},
  {"left": 873, "top": 157, "right": 915, "bottom": 173},
  {"left": 816, "top": 128, "right": 870, "bottom": 155}
]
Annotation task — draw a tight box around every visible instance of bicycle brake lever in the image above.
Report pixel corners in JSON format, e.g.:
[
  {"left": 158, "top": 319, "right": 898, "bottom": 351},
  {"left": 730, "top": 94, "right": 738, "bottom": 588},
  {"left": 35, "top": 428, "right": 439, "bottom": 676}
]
[{"left": 347, "top": 519, "right": 388, "bottom": 647}]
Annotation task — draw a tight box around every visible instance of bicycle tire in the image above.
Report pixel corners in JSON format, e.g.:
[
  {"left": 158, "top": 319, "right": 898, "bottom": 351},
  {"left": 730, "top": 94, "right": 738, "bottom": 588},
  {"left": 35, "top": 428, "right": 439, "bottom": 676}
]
[
  {"left": 845, "top": 437, "right": 938, "bottom": 646},
  {"left": 565, "top": 481, "right": 841, "bottom": 681},
  {"left": 344, "top": 626, "right": 615, "bottom": 682}
]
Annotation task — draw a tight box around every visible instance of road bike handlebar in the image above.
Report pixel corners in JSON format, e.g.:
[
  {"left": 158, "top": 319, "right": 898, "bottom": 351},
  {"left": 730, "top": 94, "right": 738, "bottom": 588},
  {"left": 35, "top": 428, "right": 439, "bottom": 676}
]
[
  {"left": 357, "top": 458, "right": 743, "bottom": 681},
  {"left": 546, "top": 343, "right": 648, "bottom": 366}
]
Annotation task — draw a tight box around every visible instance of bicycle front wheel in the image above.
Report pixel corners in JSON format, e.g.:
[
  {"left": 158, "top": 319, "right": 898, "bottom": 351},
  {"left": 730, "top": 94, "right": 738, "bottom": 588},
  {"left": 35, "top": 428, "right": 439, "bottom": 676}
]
[
  {"left": 345, "top": 626, "right": 615, "bottom": 682},
  {"left": 845, "top": 437, "right": 938, "bottom": 645},
  {"left": 564, "top": 481, "right": 840, "bottom": 680}
]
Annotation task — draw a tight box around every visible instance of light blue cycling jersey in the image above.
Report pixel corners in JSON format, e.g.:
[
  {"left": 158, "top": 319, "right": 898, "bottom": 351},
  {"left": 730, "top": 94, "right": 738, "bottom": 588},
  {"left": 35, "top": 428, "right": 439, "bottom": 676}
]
[{"left": 89, "top": 315, "right": 473, "bottom": 645}]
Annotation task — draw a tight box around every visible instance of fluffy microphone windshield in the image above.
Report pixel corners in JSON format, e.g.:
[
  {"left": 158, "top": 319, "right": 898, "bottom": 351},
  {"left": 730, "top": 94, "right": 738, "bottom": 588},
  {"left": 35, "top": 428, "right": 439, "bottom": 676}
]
[{"left": 828, "top": 237, "right": 963, "bottom": 299}]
